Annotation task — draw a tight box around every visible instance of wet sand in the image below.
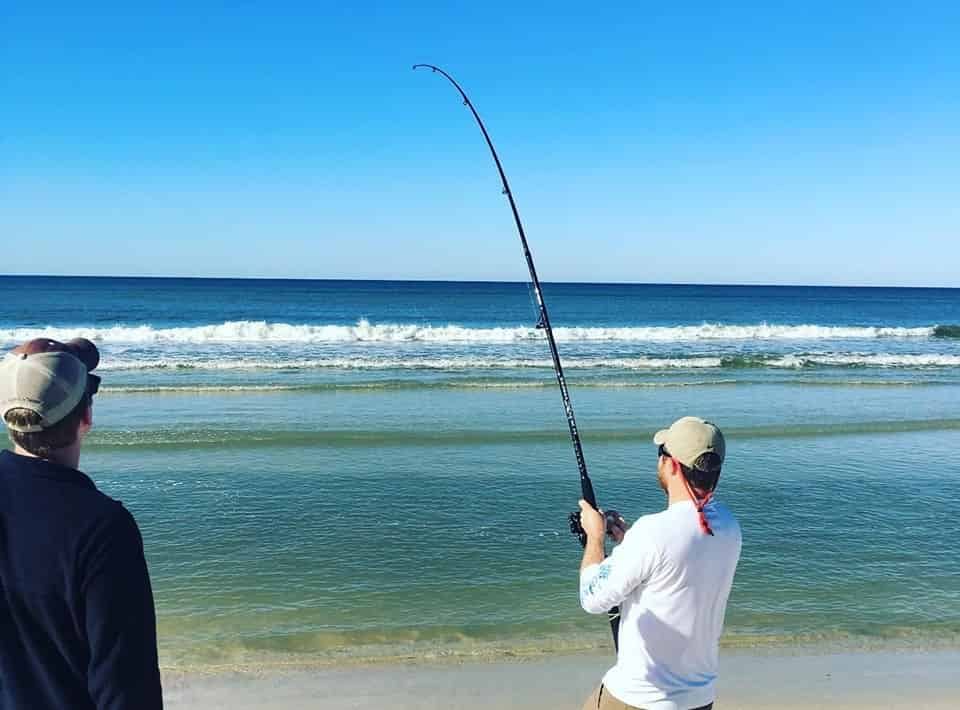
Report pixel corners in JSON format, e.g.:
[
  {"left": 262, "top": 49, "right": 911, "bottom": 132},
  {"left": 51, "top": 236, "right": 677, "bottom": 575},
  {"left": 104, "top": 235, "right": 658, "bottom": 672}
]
[{"left": 163, "top": 648, "right": 960, "bottom": 709}]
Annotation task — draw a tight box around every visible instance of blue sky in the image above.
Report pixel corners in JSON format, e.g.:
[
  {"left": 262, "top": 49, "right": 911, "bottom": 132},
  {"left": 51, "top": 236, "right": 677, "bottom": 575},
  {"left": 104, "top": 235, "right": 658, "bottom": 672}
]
[{"left": 2, "top": 2, "right": 958, "bottom": 285}]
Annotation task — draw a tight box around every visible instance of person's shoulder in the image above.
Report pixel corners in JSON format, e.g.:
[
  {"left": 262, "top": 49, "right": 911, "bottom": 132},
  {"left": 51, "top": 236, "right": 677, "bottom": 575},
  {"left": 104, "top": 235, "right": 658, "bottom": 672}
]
[
  {"left": 711, "top": 500, "right": 738, "bottom": 521},
  {"left": 640, "top": 504, "right": 689, "bottom": 527},
  {"left": 0, "top": 453, "right": 123, "bottom": 518},
  {"left": 92, "top": 499, "right": 141, "bottom": 537},
  {"left": 75, "top": 488, "right": 142, "bottom": 549},
  {"left": 72, "top": 480, "right": 132, "bottom": 527},
  {"left": 624, "top": 508, "right": 672, "bottom": 544},
  {"left": 77, "top": 501, "right": 145, "bottom": 569},
  {"left": 709, "top": 500, "right": 742, "bottom": 539}
]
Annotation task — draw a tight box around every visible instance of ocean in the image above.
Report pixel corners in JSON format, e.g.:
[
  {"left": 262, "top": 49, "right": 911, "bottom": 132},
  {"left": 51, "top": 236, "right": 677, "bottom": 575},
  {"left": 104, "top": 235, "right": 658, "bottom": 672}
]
[{"left": 2, "top": 276, "right": 959, "bottom": 668}]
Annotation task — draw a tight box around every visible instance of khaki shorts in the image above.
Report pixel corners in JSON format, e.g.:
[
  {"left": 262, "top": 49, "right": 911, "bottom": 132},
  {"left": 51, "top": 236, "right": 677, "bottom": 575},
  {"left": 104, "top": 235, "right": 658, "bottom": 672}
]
[
  {"left": 581, "top": 684, "right": 638, "bottom": 710},
  {"left": 581, "top": 684, "right": 714, "bottom": 710}
]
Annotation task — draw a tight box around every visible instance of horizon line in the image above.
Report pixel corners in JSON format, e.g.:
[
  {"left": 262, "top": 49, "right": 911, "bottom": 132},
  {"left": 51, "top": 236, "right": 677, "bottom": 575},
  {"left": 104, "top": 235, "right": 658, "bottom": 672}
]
[{"left": 1, "top": 273, "right": 958, "bottom": 290}]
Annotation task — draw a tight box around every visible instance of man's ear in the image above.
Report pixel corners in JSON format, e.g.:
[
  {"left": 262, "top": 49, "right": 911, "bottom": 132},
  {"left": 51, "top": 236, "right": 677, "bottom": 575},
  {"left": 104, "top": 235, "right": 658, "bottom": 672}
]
[{"left": 80, "top": 402, "right": 93, "bottom": 431}]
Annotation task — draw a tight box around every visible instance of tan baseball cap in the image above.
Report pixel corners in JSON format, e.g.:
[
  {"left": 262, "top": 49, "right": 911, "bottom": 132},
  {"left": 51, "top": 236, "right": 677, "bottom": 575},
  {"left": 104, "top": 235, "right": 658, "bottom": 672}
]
[
  {"left": 653, "top": 416, "right": 725, "bottom": 470},
  {"left": 0, "top": 338, "right": 100, "bottom": 433}
]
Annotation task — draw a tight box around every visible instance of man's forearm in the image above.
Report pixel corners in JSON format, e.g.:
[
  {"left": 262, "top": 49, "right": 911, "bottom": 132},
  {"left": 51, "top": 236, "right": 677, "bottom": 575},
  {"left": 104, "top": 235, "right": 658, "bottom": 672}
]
[{"left": 580, "top": 534, "right": 605, "bottom": 572}]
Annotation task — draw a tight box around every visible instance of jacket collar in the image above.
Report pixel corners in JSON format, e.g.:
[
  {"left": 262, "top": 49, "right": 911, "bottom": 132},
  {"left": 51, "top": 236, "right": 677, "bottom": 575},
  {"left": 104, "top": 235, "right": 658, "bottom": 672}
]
[{"left": 0, "top": 449, "right": 97, "bottom": 490}]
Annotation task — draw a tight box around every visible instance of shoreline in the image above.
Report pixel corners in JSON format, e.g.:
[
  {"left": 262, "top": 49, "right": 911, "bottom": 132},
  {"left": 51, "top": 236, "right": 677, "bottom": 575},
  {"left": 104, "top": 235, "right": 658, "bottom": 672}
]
[
  {"left": 154, "top": 631, "right": 960, "bottom": 676},
  {"left": 162, "top": 647, "right": 960, "bottom": 709}
]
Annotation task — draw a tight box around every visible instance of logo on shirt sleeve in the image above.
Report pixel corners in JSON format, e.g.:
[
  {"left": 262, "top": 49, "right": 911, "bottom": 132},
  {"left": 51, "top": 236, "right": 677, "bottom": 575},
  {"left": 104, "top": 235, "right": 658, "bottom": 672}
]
[{"left": 582, "top": 562, "right": 612, "bottom": 598}]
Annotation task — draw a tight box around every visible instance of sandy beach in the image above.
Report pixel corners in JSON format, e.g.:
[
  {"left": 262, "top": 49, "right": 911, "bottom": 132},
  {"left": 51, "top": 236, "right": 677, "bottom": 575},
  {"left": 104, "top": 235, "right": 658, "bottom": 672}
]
[{"left": 163, "top": 649, "right": 960, "bottom": 709}]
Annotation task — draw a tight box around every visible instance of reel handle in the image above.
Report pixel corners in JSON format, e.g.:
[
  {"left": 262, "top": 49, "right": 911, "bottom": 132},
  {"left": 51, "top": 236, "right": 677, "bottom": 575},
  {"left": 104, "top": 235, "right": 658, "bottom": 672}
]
[{"left": 569, "top": 509, "right": 626, "bottom": 546}]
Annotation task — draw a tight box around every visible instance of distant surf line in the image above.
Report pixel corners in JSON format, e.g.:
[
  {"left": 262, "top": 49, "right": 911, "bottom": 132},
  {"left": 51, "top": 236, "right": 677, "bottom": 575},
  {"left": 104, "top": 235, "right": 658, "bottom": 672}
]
[
  {"left": 1, "top": 319, "right": 955, "bottom": 345},
  {"left": 94, "top": 353, "right": 960, "bottom": 372},
  {"left": 101, "top": 377, "right": 950, "bottom": 395}
]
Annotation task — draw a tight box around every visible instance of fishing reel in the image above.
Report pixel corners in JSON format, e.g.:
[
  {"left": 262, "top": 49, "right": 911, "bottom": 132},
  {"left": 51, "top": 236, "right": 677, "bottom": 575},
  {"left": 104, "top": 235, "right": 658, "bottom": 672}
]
[{"left": 568, "top": 509, "right": 626, "bottom": 546}]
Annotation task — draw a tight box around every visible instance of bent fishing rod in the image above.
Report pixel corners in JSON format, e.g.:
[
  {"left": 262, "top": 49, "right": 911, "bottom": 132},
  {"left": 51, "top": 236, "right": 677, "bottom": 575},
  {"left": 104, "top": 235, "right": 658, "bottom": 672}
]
[{"left": 413, "top": 63, "right": 620, "bottom": 648}]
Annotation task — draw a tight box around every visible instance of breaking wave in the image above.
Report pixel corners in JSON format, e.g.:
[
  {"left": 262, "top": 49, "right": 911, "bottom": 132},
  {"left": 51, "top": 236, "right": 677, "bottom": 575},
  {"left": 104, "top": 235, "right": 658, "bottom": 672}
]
[
  {"left": 97, "top": 353, "right": 960, "bottom": 372},
  {"left": 0, "top": 319, "right": 941, "bottom": 345}
]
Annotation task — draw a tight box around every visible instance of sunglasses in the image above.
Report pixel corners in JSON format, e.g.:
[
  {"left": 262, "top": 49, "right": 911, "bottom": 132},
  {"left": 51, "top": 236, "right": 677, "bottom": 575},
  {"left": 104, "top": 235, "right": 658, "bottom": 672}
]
[
  {"left": 658, "top": 444, "right": 671, "bottom": 459},
  {"left": 86, "top": 373, "right": 101, "bottom": 398}
]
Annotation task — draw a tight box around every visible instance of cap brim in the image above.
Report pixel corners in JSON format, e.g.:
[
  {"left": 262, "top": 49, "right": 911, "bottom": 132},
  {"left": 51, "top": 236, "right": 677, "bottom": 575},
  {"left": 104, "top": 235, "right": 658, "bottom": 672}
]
[{"left": 653, "top": 429, "right": 668, "bottom": 445}]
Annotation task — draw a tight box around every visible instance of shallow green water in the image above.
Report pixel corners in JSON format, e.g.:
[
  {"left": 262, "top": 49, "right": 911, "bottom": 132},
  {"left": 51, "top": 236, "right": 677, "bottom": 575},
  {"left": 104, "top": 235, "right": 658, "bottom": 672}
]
[{"left": 68, "top": 382, "right": 960, "bottom": 668}]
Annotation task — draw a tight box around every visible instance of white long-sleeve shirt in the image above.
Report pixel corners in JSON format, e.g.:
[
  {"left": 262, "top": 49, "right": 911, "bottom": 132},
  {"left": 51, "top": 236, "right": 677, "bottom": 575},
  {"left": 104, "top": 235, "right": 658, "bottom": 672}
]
[{"left": 580, "top": 500, "right": 741, "bottom": 710}]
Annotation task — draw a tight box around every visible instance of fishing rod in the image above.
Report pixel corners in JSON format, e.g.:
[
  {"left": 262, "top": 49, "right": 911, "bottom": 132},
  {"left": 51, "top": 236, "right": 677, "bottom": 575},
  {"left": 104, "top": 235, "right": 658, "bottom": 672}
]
[{"left": 413, "top": 63, "right": 620, "bottom": 648}]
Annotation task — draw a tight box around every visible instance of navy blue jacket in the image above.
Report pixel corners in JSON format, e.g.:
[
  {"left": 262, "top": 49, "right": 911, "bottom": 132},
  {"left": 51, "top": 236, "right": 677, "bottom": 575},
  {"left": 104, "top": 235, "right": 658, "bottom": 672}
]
[{"left": 0, "top": 450, "right": 162, "bottom": 709}]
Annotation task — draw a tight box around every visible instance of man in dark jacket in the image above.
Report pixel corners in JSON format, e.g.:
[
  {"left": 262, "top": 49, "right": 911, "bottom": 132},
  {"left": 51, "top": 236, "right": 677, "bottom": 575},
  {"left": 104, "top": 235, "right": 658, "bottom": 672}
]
[{"left": 0, "top": 337, "right": 163, "bottom": 709}]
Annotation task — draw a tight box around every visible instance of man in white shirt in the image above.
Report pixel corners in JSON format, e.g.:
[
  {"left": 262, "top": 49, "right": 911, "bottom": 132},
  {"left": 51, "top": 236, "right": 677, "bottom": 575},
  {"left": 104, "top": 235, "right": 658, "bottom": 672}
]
[{"left": 578, "top": 416, "right": 742, "bottom": 710}]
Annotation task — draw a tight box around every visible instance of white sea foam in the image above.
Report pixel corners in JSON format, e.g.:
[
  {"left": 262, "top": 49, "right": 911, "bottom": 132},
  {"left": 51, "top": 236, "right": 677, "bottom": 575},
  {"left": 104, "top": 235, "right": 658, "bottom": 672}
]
[
  {"left": 102, "top": 379, "right": 742, "bottom": 393},
  {"left": 775, "top": 353, "right": 960, "bottom": 368},
  {"left": 98, "top": 356, "right": 726, "bottom": 371},
  {"left": 0, "top": 320, "right": 937, "bottom": 345},
  {"left": 96, "top": 353, "right": 960, "bottom": 372}
]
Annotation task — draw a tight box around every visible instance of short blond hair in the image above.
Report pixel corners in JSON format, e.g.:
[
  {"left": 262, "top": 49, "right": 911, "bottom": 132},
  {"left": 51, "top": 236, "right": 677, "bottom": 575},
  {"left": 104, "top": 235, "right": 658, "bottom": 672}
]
[{"left": 4, "top": 395, "right": 90, "bottom": 458}]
